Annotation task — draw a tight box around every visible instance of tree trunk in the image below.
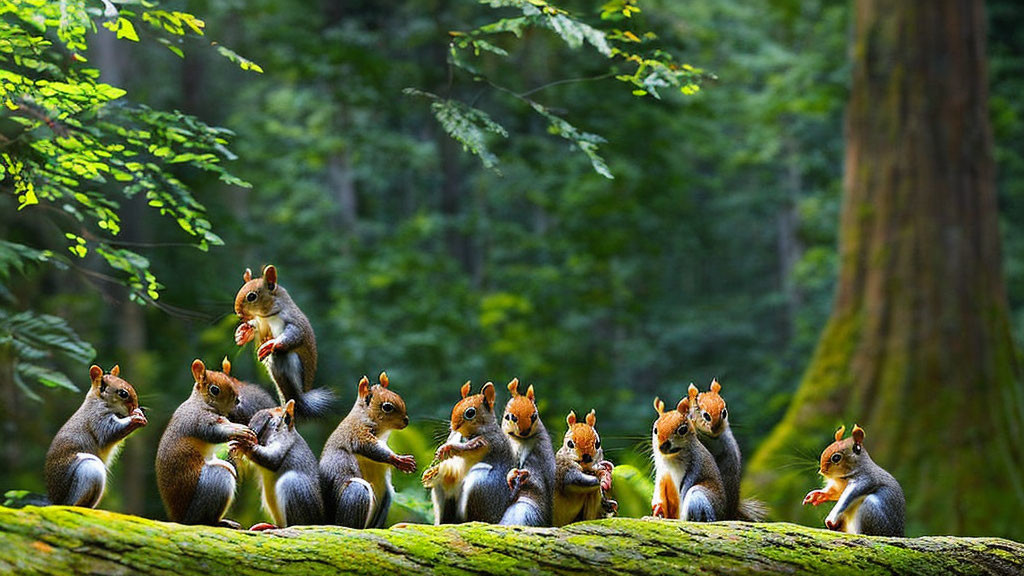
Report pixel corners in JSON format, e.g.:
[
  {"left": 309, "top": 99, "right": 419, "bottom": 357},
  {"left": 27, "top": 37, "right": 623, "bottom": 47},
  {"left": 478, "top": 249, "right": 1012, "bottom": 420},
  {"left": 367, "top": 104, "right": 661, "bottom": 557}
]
[
  {"left": 746, "top": 0, "right": 1024, "bottom": 539},
  {"left": 1, "top": 506, "right": 1021, "bottom": 575}
]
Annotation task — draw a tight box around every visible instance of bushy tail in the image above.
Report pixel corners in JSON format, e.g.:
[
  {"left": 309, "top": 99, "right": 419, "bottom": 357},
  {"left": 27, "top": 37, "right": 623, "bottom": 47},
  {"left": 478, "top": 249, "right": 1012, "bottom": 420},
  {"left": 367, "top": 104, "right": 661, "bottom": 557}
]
[
  {"left": 736, "top": 497, "right": 769, "bottom": 522},
  {"left": 293, "top": 386, "right": 335, "bottom": 418}
]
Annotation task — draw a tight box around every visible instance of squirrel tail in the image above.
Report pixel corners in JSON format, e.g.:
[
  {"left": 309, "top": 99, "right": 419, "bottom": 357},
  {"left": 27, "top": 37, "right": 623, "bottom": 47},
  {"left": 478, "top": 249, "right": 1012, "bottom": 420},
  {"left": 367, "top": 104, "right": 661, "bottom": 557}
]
[
  {"left": 293, "top": 387, "right": 335, "bottom": 418},
  {"left": 736, "top": 497, "right": 769, "bottom": 522}
]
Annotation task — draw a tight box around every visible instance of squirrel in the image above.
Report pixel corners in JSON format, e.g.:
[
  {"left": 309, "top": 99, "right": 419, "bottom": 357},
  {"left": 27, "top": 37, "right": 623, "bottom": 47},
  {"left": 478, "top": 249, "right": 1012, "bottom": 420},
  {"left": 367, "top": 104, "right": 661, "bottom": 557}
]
[
  {"left": 803, "top": 424, "right": 905, "bottom": 537},
  {"left": 45, "top": 365, "right": 147, "bottom": 508},
  {"left": 552, "top": 409, "right": 616, "bottom": 527},
  {"left": 234, "top": 265, "right": 333, "bottom": 418},
  {"left": 423, "top": 381, "right": 513, "bottom": 524},
  {"left": 319, "top": 372, "right": 416, "bottom": 528},
  {"left": 498, "top": 378, "right": 555, "bottom": 526},
  {"left": 229, "top": 399, "right": 324, "bottom": 528},
  {"left": 650, "top": 390, "right": 726, "bottom": 522},
  {"left": 197, "top": 356, "right": 279, "bottom": 425},
  {"left": 156, "top": 359, "right": 257, "bottom": 527},
  {"left": 690, "top": 380, "right": 765, "bottom": 521}
]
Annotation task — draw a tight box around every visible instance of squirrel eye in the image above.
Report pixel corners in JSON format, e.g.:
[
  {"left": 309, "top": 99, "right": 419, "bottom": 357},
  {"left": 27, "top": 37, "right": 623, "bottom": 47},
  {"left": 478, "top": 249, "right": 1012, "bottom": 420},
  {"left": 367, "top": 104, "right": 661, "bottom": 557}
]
[
  {"left": 721, "top": 408, "right": 727, "bottom": 420},
  {"left": 702, "top": 411, "right": 712, "bottom": 422},
  {"left": 595, "top": 438, "right": 601, "bottom": 449},
  {"left": 209, "top": 384, "right": 220, "bottom": 396},
  {"left": 510, "top": 414, "right": 517, "bottom": 422},
  {"left": 382, "top": 402, "right": 394, "bottom": 413},
  {"left": 117, "top": 389, "right": 129, "bottom": 399},
  {"left": 246, "top": 291, "right": 257, "bottom": 302},
  {"left": 530, "top": 413, "right": 537, "bottom": 422},
  {"left": 567, "top": 440, "right": 575, "bottom": 449},
  {"left": 830, "top": 453, "right": 842, "bottom": 464},
  {"left": 676, "top": 423, "right": 687, "bottom": 435},
  {"left": 464, "top": 406, "right": 476, "bottom": 420}
]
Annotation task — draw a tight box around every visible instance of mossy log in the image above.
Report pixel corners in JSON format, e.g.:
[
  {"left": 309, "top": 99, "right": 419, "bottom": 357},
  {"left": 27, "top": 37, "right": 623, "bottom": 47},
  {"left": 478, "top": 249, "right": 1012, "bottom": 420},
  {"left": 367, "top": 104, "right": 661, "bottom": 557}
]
[{"left": 1, "top": 506, "right": 1022, "bottom": 575}]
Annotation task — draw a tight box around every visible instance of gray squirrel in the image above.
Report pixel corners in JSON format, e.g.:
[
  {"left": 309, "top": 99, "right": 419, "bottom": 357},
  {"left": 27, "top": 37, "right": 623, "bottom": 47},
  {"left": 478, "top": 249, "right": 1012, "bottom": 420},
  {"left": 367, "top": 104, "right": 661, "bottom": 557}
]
[
  {"left": 319, "top": 372, "right": 416, "bottom": 528},
  {"left": 234, "top": 265, "right": 333, "bottom": 418},
  {"left": 650, "top": 394, "right": 726, "bottom": 522},
  {"left": 423, "top": 381, "right": 513, "bottom": 524},
  {"left": 45, "top": 365, "right": 147, "bottom": 508},
  {"left": 498, "top": 378, "right": 555, "bottom": 526},
  {"left": 156, "top": 359, "right": 257, "bottom": 527},
  {"left": 803, "top": 424, "right": 905, "bottom": 537},
  {"left": 230, "top": 399, "right": 324, "bottom": 528}
]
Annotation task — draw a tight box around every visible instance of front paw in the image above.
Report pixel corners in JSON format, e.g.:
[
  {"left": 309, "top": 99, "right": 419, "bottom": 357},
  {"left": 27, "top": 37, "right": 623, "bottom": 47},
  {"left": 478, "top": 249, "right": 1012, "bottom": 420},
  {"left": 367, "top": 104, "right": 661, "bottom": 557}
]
[
  {"left": 391, "top": 454, "right": 417, "bottom": 473},
  {"left": 257, "top": 339, "right": 277, "bottom": 361},
  {"left": 235, "top": 322, "right": 255, "bottom": 346},
  {"left": 598, "top": 469, "right": 613, "bottom": 492},
  {"left": 230, "top": 425, "right": 258, "bottom": 444},
  {"left": 435, "top": 444, "right": 454, "bottom": 461},
  {"left": 129, "top": 408, "right": 148, "bottom": 428},
  {"left": 651, "top": 503, "right": 666, "bottom": 518},
  {"left": 824, "top": 516, "right": 840, "bottom": 531},
  {"left": 421, "top": 466, "right": 439, "bottom": 488},
  {"left": 803, "top": 489, "right": 828, "bottom": 506},
  {"left": 506, "top": 468, "right": 530, "bottom": 490}
]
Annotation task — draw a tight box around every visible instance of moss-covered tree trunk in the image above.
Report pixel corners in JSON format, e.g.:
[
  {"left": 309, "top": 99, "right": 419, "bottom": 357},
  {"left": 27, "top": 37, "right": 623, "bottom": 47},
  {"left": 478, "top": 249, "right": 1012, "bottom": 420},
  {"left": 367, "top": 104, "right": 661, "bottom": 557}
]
[
  {"left": 747, "top": 0, "right": 1024, "bottom": 538},
  {"left": 2, "top": 506, "right": 1022, "bottom": 575}
]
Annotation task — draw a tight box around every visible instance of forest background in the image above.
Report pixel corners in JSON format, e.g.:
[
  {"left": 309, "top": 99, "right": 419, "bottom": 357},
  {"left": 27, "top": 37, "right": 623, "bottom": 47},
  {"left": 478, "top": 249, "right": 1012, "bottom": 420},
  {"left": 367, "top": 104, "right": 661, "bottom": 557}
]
[{"left": 2, "top": 0, "right": 1022, "bottom": 540}]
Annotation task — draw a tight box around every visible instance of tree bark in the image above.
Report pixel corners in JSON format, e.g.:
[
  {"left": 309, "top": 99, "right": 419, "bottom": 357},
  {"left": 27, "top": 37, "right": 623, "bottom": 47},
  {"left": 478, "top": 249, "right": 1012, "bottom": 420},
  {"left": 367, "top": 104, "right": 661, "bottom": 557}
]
[
  {"left": 747, "top": 0, "right": 1024, "bottom": 539},
  {"left": 1, "top": 506, "right": 1022, "bottom": 575}
]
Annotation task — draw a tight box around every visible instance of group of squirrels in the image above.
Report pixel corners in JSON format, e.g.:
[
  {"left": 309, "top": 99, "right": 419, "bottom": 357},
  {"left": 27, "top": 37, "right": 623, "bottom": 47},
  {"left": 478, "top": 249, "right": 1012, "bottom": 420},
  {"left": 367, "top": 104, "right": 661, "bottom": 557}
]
[{"left": 44, "top": 265, "right": 906, "bottom": 537}]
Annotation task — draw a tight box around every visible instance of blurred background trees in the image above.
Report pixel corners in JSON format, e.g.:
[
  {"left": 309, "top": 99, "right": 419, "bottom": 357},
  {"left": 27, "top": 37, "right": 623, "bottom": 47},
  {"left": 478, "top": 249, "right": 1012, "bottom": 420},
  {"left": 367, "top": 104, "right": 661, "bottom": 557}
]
[{"left": 2, "top": 0, "right": 1022, "bottom": 538}]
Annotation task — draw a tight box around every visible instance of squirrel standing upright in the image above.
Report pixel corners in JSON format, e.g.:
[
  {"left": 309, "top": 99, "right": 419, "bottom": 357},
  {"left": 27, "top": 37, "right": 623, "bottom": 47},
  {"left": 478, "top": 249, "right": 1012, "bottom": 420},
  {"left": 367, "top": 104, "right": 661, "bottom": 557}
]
[
  {"left": 552, "top": 409, "right": 616, "bottom": 527},
  {"left": 498, "top": 378, "right": 556, "bottom": 526},
  {"left": 650, "top": 390, "right": 726, "bottom": 522},
  {"left": 45, "top": 365, "right": 147, "bottom": 508},
  {"left": 424, "top": 381, "right": 513, "bottom": 524},
  {"left": 691, "top": 380, "right": 764, "bottom": 521},
  {"left": 230, "top": 399, "right": 324, "bottom": 528},
  {"left": 319, "top": 372, "right": 416, "bottom": 528},
  {"left": 234, "top": 265, "right": 333, "bottom": 418},
  {"left": 199, "top": 356, "right": 279, "bottom": 425},
  {"left": 803, "top": 424, "right": 905, "bottom": 537},
  {"left": 156, "top": 359, "right": 257, "bottom": 527}
]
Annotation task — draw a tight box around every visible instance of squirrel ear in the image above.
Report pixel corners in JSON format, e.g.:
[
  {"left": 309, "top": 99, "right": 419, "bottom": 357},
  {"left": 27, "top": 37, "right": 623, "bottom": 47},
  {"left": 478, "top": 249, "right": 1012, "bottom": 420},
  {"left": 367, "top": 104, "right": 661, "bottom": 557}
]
[
  {"left": 263, "top": 265, "right": 277, "bottom": 291},
  {"left": 358, "top": 376, "right": 370, "bottom": 398},
  {"left": 834, "top": 425, "right": 846, "bottom": 442},
  {"left": 221, "top": 356, "right": 232, "bottom": 375},
  {"left": 507, "top": 378, "right": 519, "bottom": 396},
  {"left": 526, "top": 384, "right": 535, "bottom": 402},
  {"left": 191, "top": 359, "right": 206, "bottom": 385},
  {"left": 852, "top": 424, "right": 865, "bottom": 445},
  {"left": 243, "top": 268, "right": 252, "bottom": 282},
  {"left": 284, "top": 399, "right": 295, "bottom": 421},
  {"left": 653, "top": 397, "right": 664, "bottom": 415},
  {"left": 710, "top": 378, "right": 721, "bottom": 394},
  {"left": 460, "top": 381, "right": 472, "bottom": 398},
  {"left": 585, "top": 409, "right": 596, "bottom": 427},
  {"left": 677, "top": 397, "right": 690, "bottom": 414},
  {"left": 89, "top": 365, "right": 103, "bottom": 390},
  {"left": 481, "top": 382, "right": 495, "bottom": 411},
  {"left": 110, "top": 364, "right": 120, "bottom": 377},
  {"left": 379, "top": 371, "right": 389, "bottom": 388},
  {"left": 566, "top": 410, "right": 577, "bottom": 426},
  {"left": 688, "top": 383, "right": 699, "bottom": 405}
]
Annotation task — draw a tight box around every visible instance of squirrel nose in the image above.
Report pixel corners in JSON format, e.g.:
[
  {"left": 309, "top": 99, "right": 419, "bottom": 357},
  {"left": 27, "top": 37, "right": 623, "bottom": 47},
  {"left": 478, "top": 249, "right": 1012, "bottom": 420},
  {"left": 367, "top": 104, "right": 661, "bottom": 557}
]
[
  {"left": 581, "top": 454, "right": 593, "bottom": 464},
  {"left": 659, "top": 441, "right": 671, "bottom": 453}
]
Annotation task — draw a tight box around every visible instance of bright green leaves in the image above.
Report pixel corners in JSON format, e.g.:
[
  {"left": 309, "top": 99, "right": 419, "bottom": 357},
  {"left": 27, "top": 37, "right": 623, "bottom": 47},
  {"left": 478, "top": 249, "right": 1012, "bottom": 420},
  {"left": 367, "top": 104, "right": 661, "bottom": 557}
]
[
  {"left": 215, "top": 46, "right": 264, "bottom": 74},
  {"left": 406, "top": 89, "right": 509, "bottom": 171},
  {"left": 103, "top": 17, "right": 139, "bottom": 42}
]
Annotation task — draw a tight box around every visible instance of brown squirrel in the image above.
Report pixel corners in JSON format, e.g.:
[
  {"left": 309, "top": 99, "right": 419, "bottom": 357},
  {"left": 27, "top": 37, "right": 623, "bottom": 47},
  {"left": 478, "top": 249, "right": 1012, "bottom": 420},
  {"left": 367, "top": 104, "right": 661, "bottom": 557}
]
[
  {"left": 230, "top": 399, "right": 324, "bottom": 528},
  {"left": 197, "top": 356, "right": 279, "bottom": 425},
  {"left": 552, "top": 409, "right": 616, "bottom": 527},
  {"left": 691, "top": 380, "right": 765, "bottom": 521},
  {"left": 156, "top": 359, "right": 257, "bottom": 527},
  {"left": 498, "top": 378, "right": 555, "bottom": 526},
  {"left": 650, "top": 391, "right": 725, "bottom": 522},
  {"left": 319, "top": 372, "right": 416, "bottom": 528},
  {"left": 45, "top": 365, "right": 147, "bottom": 508},
  {"left": 234, "top": 265, "right": 333, "bottom": 418},
  {"left": 803, "top": 425, "right": 905, "bottom": 536},
  {"left": 424, "top": 381, "right": 513, "bottom": 524}
]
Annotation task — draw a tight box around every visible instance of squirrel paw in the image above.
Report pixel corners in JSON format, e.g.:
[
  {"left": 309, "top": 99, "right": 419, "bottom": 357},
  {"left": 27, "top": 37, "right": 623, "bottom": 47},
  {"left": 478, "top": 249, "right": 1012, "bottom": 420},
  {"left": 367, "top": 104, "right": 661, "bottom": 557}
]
[
  {"left": 602, "top": 498, "right": 618, "bottom": 516},
  {"left": 435, "top": 444, "right": 454, "bottom": 461},
  {"left": 598, "top": 468, "right": 613, "bottom": 492},
  {"left": 391, "top": 454, "right": 417, "bottom": 473},
  {"left": 129, "top": 408, "right": 148, "bottom": 428},
  {"left": 824, "top": 517, "right": 840, "bottom": 531},
  {"left": 235, "top": 322, "right": 255, "bottom": 346},
  {"left": 249, "top": 522, "right": 278, "bottom": 532},
  {"left": 803, "top": 489, "right": 830, "bottom": 506},
  {"left": 421, "top": 466, "right": 439, "bottom": 488},
  {"left": 506, "top": 468, "right": 530, "bottom": 490},
  {"left": 651, "top": 503, "right": 667, "bottom": 518},
  {"left": 218, "top": 518, "right": 242, "bottom": 530},
  {"left": 257, "top": 339, "right": 278, "bottom": 361}
]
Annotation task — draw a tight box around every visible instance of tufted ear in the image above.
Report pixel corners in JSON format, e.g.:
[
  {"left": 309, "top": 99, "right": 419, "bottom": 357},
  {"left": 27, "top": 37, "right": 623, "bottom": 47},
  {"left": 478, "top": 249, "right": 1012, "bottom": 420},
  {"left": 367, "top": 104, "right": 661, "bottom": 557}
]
[
  {"left": 677, "top": 397, "right": 689, "bottom": 414},
  {"left": 585, "top": 409, "right": 596, "bottom": 427},
  {"left": 89, "top": 365, "right": 104, "bottom": 391},
  {"left": 653, "top": 397, "right": 665, "bottom": 415},
  {"left": 507, "top": 377, "right": 520, "bottom": 397},
  {"left": 834, "top": 425, "right": 846, "bottom": 443},
  {"left": 284, "top": 400, "right": 296, "bottom": 426},
  {"left": 358, "top": 376, "right": 371, "bottom": 398},
  {"left": 710, "top": 378, "right": 721, "bottom": 394},
  {"left": 110, "top": 364, "right": 120, "bottom": 377},
  {"left": 481, "top": 382, "right": 496, "bottom": 411},
  {"left": 263, "top": 265, "right": 277, "bottom": 291},
  {"left": 566, "top": 410, "right": 577, "bottom": 426},
  {"left": 460, "top": 381, "right": 472, "bottom": 398},
  {"left": 688, "top": 383, "right": 699, "bottom": 406},
  {"left": 191, "top": 359, "right": 207, "bottom": 385},
  {"left": 379, "top": 371, "right": 389, "bottom": 388},
  {"left": 852, "top": 424, "right": 865, "bottom": 445},
  {"left": 221, "top": 356, "right": 232, "bottom": 375},
  {"left": 243, "top": 268, "right": 253, "bottom": 282},
  {"left": 526, "top": 384, "right": 535, "bottom": 402}
]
